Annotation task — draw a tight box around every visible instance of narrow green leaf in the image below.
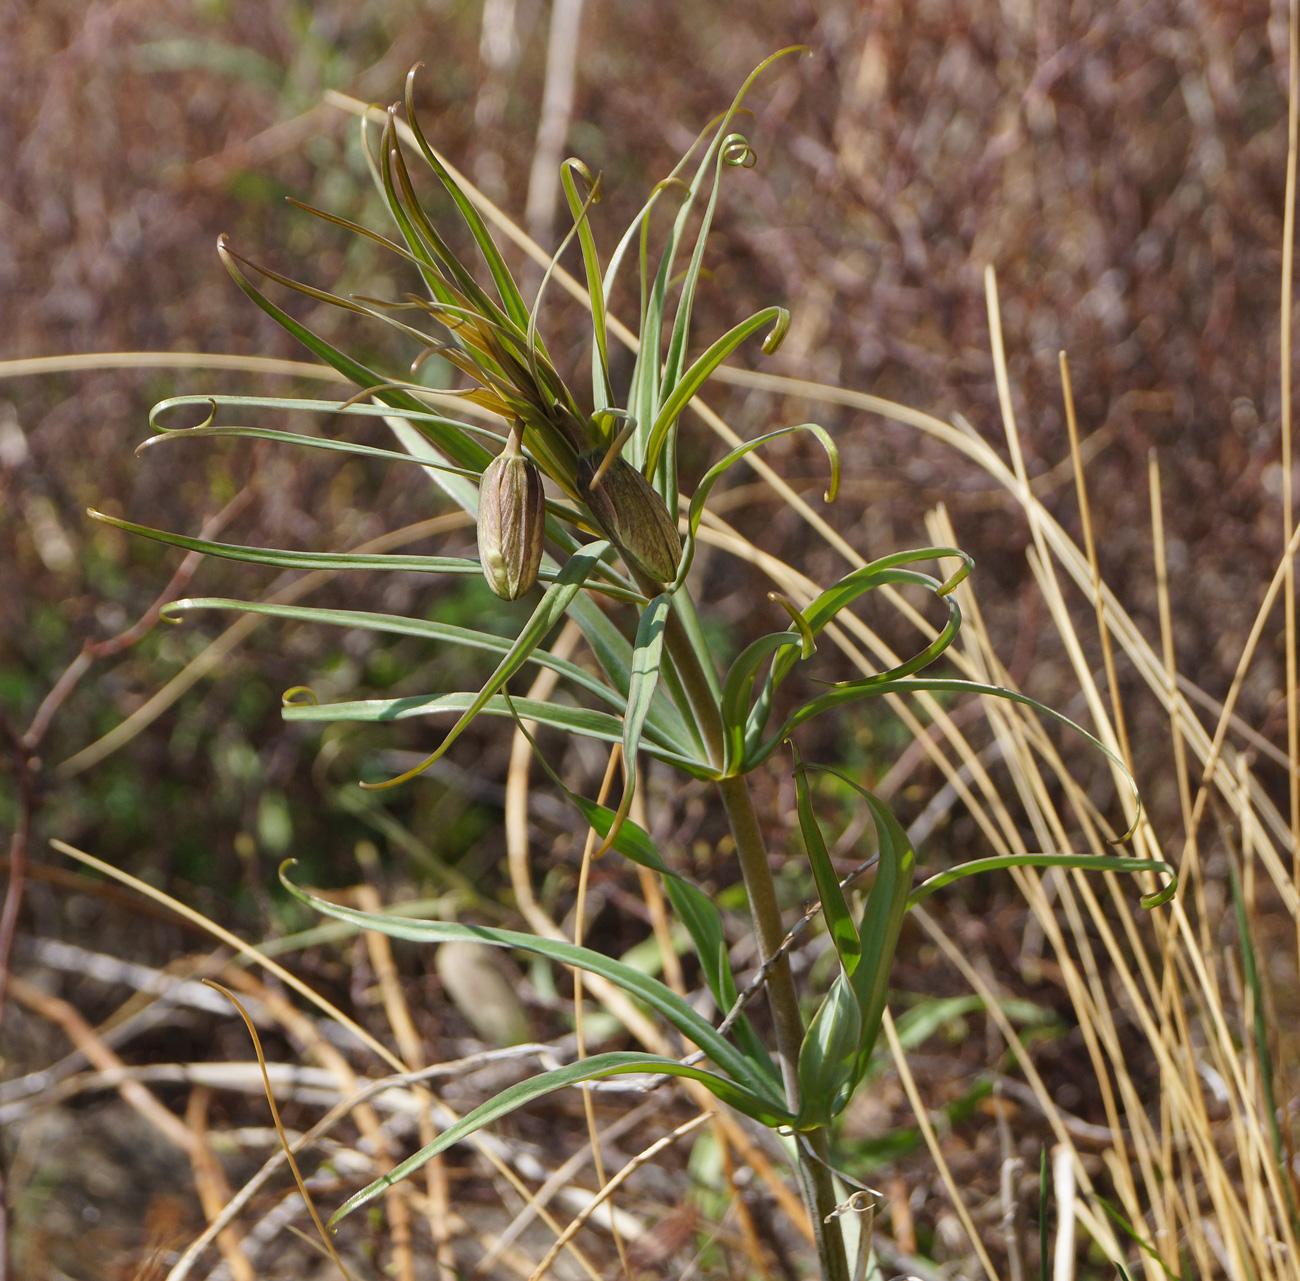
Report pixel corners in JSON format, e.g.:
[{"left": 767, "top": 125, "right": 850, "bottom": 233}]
[
  {"left": 328, "top": 1049, "right": 791, "bottom": 1227},
  {"left": 908, "top": 853, "right": 1177, "bottom": 911},
  {"left": 216, "top": 240, "right": 490, "bottom": 472},
  {"left": 160, "top": 597, "right": 645, "bottom": 723},
  {"left": 403, "top": 67, "right": 532, "bottom": 332},
  {"left": 644, "top": 306, "right": 790, "bottom": 479},
  {"left": 772, "top": 678, "right": 1141, "bottom": 840},
  {"left": 362, "top": 542, "right": 612, "bottom": 789},
  {"left": 791, "top": 744, "right": 860, "bottom": 971},
  {"left": 92, "top": 511, "right": 483, "bottom": 576},
  {"left": 560, "top": 159, "right": 614, "bottom": 410},
  {"left": 148, "top": 394, "right": 506, "bottom": 445},
  {"left": 675, "top": 423, "right": 838, "bottom": 586},
  {"left": 140, "top": 424, "right": 484, "bottom": 475},
  {"left": 602, "top": 592, "right": 673, "bottom": 847},
  {"left": 516, "top": 741, "right": 776, "bottom": 1087},
  {"left": 719, "top": 631, "right": 803, "bottom": 773},
  {"left": 279, "top": 866, "right": 785, "bottom": 1105},
  {"left": 282, "top": 692, "right": 713, "bottom": 776},
  {"left": 796, "top": 766, "right": 914, "bottom": 1090}
]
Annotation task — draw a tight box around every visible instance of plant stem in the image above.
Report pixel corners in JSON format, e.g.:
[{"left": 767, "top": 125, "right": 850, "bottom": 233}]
[
  {"left": 657, "top": 590, "right": 849, "bottom": 1280},
  {"left": 717, "top": 773, "right": 850, "bottom": 1281}
]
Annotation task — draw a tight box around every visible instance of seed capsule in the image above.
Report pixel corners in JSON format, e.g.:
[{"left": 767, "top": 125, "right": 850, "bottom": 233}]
[
  {"left": 478, "top": 425, "right": 545, "bottom": 600},
  {"left": 577, "top": 452, "right": 683, "bottom": 586}
]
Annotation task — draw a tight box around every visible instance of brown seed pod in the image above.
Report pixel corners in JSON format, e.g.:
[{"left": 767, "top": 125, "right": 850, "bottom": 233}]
[
  {"left": 576, "top": 452, "right": 683, "bottom": 586},
  {"left": 478, "top": 425, "right": 546, "bottom": 600}
]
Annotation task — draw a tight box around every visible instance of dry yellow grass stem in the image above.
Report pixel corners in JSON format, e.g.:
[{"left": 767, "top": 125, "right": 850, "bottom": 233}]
[{"left": 184, "top": 1086, "right": 256, "bottom": 1281}]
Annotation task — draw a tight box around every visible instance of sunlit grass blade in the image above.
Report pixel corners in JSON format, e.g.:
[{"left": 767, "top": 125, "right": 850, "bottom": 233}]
[
  {"left": 280, "top": 864, "right": 786, "bottom": 1103},
  {"left": 328, "top": 1049, "right": 791, "bottom": 1227},
  {"left": 1228, "top": 855, "right": 1295, "bottom": 1210}
]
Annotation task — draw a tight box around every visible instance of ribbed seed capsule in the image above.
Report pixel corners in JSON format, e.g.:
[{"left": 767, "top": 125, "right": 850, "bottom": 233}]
[
  {"left": 576, "top": 452, "right": 682, "bottom": 586},
  {"left": 478, "top": 426, "right": 545, "bottom": 600}
]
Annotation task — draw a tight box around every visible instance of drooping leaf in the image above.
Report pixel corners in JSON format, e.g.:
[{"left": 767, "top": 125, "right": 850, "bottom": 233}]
[
  {"left": 92, "top": 511, "right": 484, "bottom": 577},
  {"left": 279, "top": 865, "right": 785, "bottom": 1105},
  {"left": 771, "top": 678, "right": 1141, "bottom": 840},
  {"left": 908, "top": 853, "right": 1177, "bottom": 911},
  {"left": 675, "top": 423, "right": 839, "bottom": 585},
  {"left": 643, "top": 306, "right": 791, "bottom": 479},
  {"left": 514, "top": 734, "right": 777, "bottom": 1087},
  {"left": 327, "top": 1049, "right": 792, "bottom": 1226},
  {"left": 362, "top": 541, "right": 613, "bottom": 788}
]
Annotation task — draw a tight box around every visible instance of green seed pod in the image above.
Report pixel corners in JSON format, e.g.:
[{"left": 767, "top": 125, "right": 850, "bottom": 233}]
[
  {"left": 576, "top": 452, "right": 682, "bottom": 585},
  {"left": 478, "top": 426, "right": 545, "bottom": 600}
]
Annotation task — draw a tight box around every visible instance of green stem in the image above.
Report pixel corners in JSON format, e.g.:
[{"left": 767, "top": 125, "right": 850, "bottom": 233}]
[
  {"left": 654, "top": 583, "right": 849, "bottom": 1280},
  {"left": 717, "top": 774, "right": 850, "bottom": 1281}
]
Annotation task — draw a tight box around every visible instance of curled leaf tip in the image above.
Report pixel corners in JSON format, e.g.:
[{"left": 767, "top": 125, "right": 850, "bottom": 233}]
[
  {"left": 281, "top": 686, "right": 318, "bottom": 707},
  {"left": 1141, "top": 876, "right": 1178, "bottom": 910},
  {"left": 760, "top": 307, "right": 789, "bottom": 355}
]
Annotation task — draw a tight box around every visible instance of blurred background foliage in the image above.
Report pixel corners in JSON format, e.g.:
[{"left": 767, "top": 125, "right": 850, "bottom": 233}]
[{"left": 1, "top": 0, "right": 1295, "bottom": 1274}]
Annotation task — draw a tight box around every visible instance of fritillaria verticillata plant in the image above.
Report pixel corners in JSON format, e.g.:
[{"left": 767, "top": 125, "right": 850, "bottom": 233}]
[{"left": 96, "top": 50, "right": 1175, "bottom": 1279}]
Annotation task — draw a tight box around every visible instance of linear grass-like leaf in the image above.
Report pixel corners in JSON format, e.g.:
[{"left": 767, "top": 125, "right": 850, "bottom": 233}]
[
  {"left": 515, "top": 733, "right": 776, "bottom": 1086},
  {"left": 770, "top": 678, "right": 1141, "bottom": 837},
  {"left": 328, "top": 1049, "right": 791, "bottom": 1226},
  {"left": 403, "top": 66, "right": 533, "bottom": 333},
  {"left": 147, "top": 395, "right": 506, "bottom": 442},
  {"left": 675, "top": 423, "right": 838, "bottom": 586},
  {"left": 643, "top": 305, "right": 790, "bottom": 479},
  {"left": 282, "top": 693, "right": 714, "bottom": 777},
  {"left": 91, "top": 511, "right": 483, "bottom": 576},
  {"left": 159, "top": 597, "right": 657, "bottom": 725},
  {"left": 139, "top": 424, "right": 486, "bottom": 473},
  {"left": 279, "top": 866, "right": 786, "bottom": 1105},
  {"left": 560, "top": 159, "right": 614, "bottom": 411},
  {"left": 909, "top": 853, "right": 1177, "bottom": 911},
  {"left": 360, "top": 541, "right": 615, "bottom": 788},
  {"left": 217, "top": 240, "right": 490, "bottom": 472},
  {"left": 791, "top": 744, "right": 859, "bottom": 970},
  {"left": 601, "top": 592, "right": 673, "bottom": 847}
]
